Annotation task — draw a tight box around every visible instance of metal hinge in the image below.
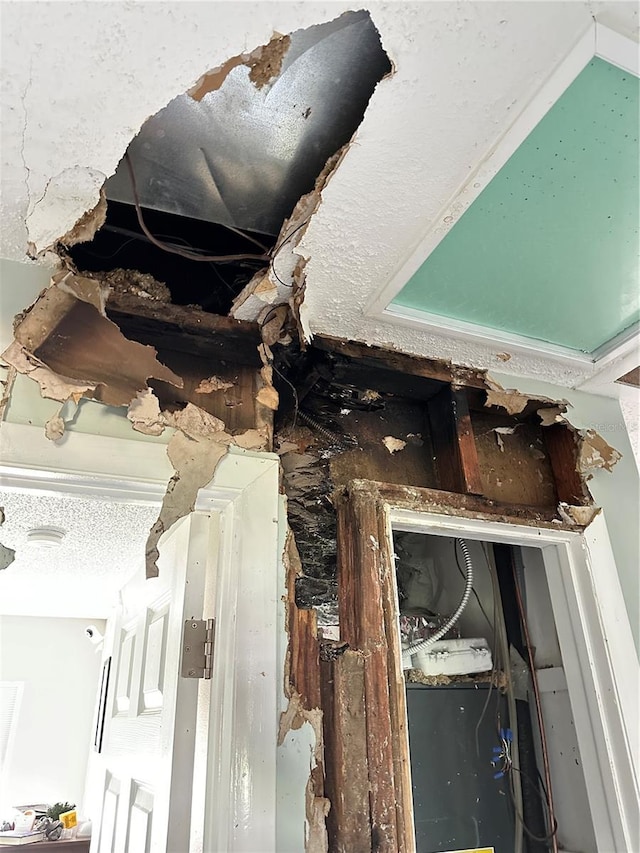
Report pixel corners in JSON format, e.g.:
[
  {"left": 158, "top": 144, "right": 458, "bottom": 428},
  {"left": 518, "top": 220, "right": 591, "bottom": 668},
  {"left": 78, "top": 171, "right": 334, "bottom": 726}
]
[{"left": 181, "top": 618, "right": 215, "bottom": 679}]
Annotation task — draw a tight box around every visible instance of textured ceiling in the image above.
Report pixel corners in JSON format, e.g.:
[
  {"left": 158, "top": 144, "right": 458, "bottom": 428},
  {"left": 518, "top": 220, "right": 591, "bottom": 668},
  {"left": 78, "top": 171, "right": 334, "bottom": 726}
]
[
  {"left": 0, "top": 490, "right": 159, "bottom": 618},
  {"left": 0, "top": 2, "right": 639, "bottom": 387},
  {"left": 391, "top": 58, "right": 640, "bottom": 353}
]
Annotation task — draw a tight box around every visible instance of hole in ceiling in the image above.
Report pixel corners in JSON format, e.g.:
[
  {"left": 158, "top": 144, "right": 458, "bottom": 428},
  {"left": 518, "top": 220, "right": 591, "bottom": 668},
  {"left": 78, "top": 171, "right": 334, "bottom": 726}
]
[{"left": 68, "top": 10, "right": 392, "bottom": 316}]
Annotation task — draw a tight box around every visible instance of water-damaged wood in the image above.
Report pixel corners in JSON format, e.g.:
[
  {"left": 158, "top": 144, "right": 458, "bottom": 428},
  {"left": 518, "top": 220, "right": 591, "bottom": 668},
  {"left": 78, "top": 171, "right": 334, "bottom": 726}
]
[
  {"left": 320, "top": 650, "right": 371, "bottom": 853},
  {"left": 544, "top": 423, "right": 591, "bottom": 505},
  {"left": 336, "top": 488, "right": 409, "bottom": 853},
  {"left": 313, "top": 335, "right": 488, "bottom": 389},
  {"left": 427, "top": 385, "right": 483, "bottom": 494}
]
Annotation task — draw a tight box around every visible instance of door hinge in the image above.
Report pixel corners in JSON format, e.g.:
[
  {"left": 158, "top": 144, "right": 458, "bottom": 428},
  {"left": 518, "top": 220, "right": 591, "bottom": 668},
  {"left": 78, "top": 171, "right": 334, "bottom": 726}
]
[{"left": 181, "top": 618, "right": 215, "bottom": 679}]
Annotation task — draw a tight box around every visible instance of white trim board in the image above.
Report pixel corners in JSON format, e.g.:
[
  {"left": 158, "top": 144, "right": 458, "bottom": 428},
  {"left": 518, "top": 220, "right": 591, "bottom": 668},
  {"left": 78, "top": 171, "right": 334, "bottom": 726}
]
[
  {"left": 387, "top": 507, "right": 640, "bottom": 852},
  {"left": 1, "top": 438, "right": 283, "bottom": 853},
  {"left": 366, "top": 21, "right": 639, "bottom": 376}
]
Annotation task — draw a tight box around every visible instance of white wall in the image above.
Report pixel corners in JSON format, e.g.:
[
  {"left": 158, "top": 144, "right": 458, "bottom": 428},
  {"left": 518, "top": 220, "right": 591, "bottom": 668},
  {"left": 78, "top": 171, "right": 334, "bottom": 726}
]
[
  {"left": 0, "top": 616, "right": 105, "bottom": 812},
  {"left": 491, "top": 372, "right": 640, "bottom": 658}
]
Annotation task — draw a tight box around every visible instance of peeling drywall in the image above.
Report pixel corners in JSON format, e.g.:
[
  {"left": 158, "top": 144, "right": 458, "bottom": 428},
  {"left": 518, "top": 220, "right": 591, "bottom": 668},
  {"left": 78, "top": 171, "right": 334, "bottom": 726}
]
[
  {"left": 2, "top": 271, "right": 183, "bottom": 414},
  {"left": 3, "top": 3, "right": 636, "bottom": 385}
]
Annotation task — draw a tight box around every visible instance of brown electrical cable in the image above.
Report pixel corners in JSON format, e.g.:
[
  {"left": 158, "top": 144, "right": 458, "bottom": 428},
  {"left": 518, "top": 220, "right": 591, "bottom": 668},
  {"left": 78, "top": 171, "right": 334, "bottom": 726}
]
[
  {"left": 511, "top": 552, "right": 559, "bottom": 853},
  {"left": 124, "top": 152, "right": 270, "bottom": 262}
]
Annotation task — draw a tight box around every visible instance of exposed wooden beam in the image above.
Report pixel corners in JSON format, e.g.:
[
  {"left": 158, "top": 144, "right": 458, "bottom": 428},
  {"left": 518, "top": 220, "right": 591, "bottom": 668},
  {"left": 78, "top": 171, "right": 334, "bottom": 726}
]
[{"left": 427, "top": 385, "right": 484, "bottom": 495}]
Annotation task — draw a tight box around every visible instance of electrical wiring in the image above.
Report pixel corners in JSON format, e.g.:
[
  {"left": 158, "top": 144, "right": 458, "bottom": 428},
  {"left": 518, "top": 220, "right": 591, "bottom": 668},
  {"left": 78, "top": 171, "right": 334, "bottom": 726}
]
[
  {"left": 453, "top": 540, "right": 493, "bottom": 631},
  {"left": 507, "top": 767, "right": 559, "bottom": 845},
  {"left": 510, "top": 548, "right": 559, "bottom": 853},
  {"left": 124, "top": 153, "right": 270, "bottom": 263},
  {"left": 479, "top": 543, "right": 524, "bottom": 853},
  {"left": 269, "top": 218, "right": 312, "bottom": 288}
]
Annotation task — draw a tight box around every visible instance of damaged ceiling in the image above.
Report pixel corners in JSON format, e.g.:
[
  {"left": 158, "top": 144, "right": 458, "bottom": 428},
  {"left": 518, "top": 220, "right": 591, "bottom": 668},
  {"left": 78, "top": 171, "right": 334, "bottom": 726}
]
[{"left": 2, "top": 2, "right": 638, "bottom": 385}]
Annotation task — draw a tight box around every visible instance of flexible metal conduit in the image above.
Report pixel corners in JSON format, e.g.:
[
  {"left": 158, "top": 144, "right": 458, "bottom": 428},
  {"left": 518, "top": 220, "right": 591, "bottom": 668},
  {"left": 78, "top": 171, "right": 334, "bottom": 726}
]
[{"left": 402, "top": 538, "right": 474, "bottom": 666}]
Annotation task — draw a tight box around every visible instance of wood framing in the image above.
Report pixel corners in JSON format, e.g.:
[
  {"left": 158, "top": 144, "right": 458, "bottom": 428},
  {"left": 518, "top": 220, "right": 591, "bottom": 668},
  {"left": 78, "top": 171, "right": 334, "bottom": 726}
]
[
  {"left": 325, "top": 479, "right": 590, "bottom": 853},
  {"left": 427, "top": 384, "right": 483, "bottom": 494}
]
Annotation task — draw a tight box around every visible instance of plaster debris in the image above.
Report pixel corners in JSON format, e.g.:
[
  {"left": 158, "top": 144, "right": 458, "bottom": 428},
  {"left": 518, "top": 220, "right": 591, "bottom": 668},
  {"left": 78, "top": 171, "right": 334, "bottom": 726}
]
[
  {"left": 558, "top": 503, "right": 602, "bottom": 526},
  {"left": 485, "top": 377, "right": 570, "bottom": 419},
  {"left": 485, "top": 386, "right": 530, "bottom": 416},
  {"left": 44, "top": 410, "right": 65, "bottom": 442},
  {"left": 496, "top": 352, "right": 512, "bottom": 362},
  {"left": 127, "top": 389, "right": 165, "bottom": 436},
  {"left": 382, "top": 435, "right": 406, "bottom": 454},
  {"left": 493, "top": 425, "right": 520, "bottom": 452},
  {"left": 537, "top": 406, "right": 567, "bottom": 426},
  {"left": 195, "top": 376, "right": 235, "bottom": 394},
  {"left": 576, "top": 429, "right": 622, "bottom": 474},
  {"left": 2, "top": 272, "right": 183, "bottom": 418}
]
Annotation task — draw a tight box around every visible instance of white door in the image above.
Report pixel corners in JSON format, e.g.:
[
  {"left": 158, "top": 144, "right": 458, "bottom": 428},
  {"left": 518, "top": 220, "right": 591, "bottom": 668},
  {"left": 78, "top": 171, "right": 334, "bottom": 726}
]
[{"left": 91, "top": 511, "right": 216, "bottom": 853}]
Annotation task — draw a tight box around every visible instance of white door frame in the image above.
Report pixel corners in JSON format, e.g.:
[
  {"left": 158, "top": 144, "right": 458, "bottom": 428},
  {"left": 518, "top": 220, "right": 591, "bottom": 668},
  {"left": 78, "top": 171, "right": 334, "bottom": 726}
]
[
  {"left": 387, "top": 506, "right": 640, "bottom": 852},
  {"left": 0, "top": 423, "right": 281, "bottom": 853}
]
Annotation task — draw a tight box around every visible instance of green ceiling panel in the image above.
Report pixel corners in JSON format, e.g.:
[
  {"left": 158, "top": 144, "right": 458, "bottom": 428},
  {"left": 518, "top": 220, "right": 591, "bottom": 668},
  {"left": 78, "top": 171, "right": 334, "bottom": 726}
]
[{"left": 392, "top": 58, "right": 639, "bottom": 353}]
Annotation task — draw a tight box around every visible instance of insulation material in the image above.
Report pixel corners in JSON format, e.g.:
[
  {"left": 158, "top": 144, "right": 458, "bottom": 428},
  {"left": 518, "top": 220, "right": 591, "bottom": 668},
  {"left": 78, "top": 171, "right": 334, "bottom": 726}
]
[{"left": 2, "top": 272, "right": 183, "bottom": 420}]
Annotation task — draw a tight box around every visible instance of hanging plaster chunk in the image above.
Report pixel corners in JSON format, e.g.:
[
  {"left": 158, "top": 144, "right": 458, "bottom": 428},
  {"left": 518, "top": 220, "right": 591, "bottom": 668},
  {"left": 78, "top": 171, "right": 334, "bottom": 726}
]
[
  {"left": 576, "top": 428, "right": 622, "bottom": 474},
  {"left": 2, "top": 271, "right": 183, "bottom": 423}
]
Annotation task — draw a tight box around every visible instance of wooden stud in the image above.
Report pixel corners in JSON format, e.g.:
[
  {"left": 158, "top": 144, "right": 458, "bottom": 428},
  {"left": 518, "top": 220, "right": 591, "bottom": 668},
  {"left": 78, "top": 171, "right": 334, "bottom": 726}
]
[
  {"left": 543, "top": 423, "right": 591, "bottom": 505},
  {"left": 427, "top": 385, "right": 484, "bottom": 495},
  {"left": 320, "top": 651, "right": 372, "bottom": 853}
]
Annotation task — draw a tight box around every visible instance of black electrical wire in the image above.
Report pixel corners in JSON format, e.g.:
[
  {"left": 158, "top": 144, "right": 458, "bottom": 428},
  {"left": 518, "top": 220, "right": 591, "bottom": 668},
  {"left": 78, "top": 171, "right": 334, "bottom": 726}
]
[
  {"left": 269, "top": 218, "right": 311, "bottom": 287},
  {"left": 124, "top": 152, "right": 270, "bottom": 262},
  {"left": 507, "top": 766, "right": 559, "bottom": 845}
]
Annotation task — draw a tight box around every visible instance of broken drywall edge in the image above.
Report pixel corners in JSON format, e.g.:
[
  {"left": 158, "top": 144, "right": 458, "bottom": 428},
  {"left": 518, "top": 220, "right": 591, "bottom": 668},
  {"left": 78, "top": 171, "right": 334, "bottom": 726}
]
[
  {"left": 4, "top": 271, "right": 183, "bottom": 420},
  {"left": 484, "top": 374, "right": 571, "bottom": 417},
  {"left": 26, "top": 166, "right": 107, "bottom": 256},
  {"left": 2, "top": 339, "right": 98, "bottom": 403},
  {"left": 145, "top": 403, "right": 269, "bottom": 577},
  {"left": 127, "top": 388, "right": 165, "bottom": 436},
  {"left": 576, "top": 428, "right": 623, "bottom": 475},
  {"left": 188, "top": 31, "right": 291, "bottom": 102},
  {"left": 231, "top": 147, "right": 348, "bottom": 327},
  {"left": 59, "top": 187, "right": 108, "bottom": 248},
  {"left": 558, "top": 502, "right": 602, "bottom": 526},
  {"left": 145, "top": 428, "right": 231, "bottom": 577},
  {"left": 248, "top": 33, "right": 291, "bottom": 89}
]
